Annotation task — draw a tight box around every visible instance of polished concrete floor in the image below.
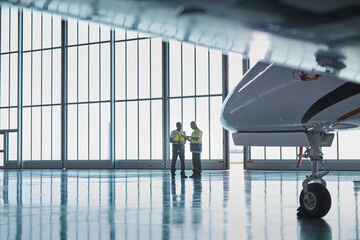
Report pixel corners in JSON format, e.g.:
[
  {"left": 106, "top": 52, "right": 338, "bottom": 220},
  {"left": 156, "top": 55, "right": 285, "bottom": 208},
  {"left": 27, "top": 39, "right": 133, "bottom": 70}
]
[{"left": 0, "top": 165, "right": 360, "bottom": 239}]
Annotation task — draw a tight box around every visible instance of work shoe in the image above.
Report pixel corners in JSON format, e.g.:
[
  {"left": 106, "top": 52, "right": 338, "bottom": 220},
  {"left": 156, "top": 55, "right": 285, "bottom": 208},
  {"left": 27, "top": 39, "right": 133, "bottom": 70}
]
[
  {"left": 189, "top": 174, "right": 195, "bottom": 178},
  {"left": 181, "top": 175, "right": 188, "bottom": 179}
]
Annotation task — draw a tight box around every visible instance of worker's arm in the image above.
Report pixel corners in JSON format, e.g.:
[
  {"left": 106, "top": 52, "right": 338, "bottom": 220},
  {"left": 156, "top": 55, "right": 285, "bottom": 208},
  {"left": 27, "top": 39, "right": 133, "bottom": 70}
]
[
  {"left": 169, "top": 132, "right": 175, "bottom": 143},
  {"left": 186, "top": 136, "right": 199, "bottom": 141}
]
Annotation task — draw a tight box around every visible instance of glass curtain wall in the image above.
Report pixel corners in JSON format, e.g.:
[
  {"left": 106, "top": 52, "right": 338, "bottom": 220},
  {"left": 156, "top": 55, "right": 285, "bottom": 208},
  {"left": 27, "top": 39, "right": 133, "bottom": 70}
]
[
  {"left": 0, "top": 5, "right": 226, "bottom": 165},
  {"left": 1, "top": 6, "right": 19, "bottom": 162},
  {"left": 22, "top": 9, "right": 62, "bottom": 162},
  {"left": 168, "top": 41, "right": 223, "bottom": 161},
  {"left": 66, "top": 19, "right": 112, "bottom": 161},
  {"left": 114, "top": 31, "right": 163, "bottom": 161},
  {"left": 249, "top": 131, "right": 360, "bottom": 161}
]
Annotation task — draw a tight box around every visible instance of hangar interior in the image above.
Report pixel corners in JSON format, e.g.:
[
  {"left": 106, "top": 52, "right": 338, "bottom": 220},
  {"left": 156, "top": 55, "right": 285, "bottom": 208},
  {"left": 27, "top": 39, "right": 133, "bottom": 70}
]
[
  {"left": 1, "top": 6, "right": 360, "bottom": 171},
  {"left": 0, "top": 6, "right": 246, "bottom": 170},
  {"left": 1, "top": 3, "right": 360, "bottom": 240}
]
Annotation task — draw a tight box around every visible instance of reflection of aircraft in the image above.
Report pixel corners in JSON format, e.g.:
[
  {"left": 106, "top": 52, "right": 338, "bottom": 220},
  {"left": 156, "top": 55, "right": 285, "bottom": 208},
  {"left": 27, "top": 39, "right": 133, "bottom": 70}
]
[
  {"left": 7, "top": 0, "right": 360, "bottom": 218},
  {"left": 298, "top": 218, "right": 332, "bottom": 239},
  {"left": 221, "top": 61, "right": 360, "bottom": 217}
]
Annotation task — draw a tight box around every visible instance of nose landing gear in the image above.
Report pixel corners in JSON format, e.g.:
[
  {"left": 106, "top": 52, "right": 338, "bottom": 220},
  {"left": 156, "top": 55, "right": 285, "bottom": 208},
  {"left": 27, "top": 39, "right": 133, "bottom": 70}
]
[
  {"left": 299, "top": 183, "right": 331, "bottom": 218},
  {"left": 297, "top": 131, "right": 333, "bottom": 218}
]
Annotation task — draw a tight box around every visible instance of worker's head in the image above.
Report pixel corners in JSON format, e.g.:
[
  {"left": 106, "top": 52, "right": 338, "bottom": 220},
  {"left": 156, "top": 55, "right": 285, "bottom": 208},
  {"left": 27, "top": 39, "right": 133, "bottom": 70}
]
[
  {"left": 190, "top": 121, "right": 197, "bottom": 130},
  {"left": 176, "top": 122, "right": 182, "bottom": 131}
]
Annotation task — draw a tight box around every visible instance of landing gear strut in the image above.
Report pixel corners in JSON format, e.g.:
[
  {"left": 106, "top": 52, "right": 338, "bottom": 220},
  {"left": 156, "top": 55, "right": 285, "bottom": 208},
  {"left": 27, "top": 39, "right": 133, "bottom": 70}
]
[{"left": 297, "top": 131, "right": 332, "bottom": 218}]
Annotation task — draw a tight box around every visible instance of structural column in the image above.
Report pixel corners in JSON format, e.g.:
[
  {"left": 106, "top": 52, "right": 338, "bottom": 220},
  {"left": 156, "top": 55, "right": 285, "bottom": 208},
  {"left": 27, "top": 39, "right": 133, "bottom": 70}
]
[
  {"left": 162, "top": 41, "right": 170, "bottom": 168},
  {"left": 17, "top": 9, "right": 23, "bottom": 168},
  {"left": 110, "top": 30, "right": 115, "bottom": 168},
  {"left": 222, "top": 54, "right": 230, "bottom": 169},
  {"left": 242, "top": 56, "right": 250, "bottom": 170},
  {"left": 61, "top": 20, "right": 68, "bottom": 168}
]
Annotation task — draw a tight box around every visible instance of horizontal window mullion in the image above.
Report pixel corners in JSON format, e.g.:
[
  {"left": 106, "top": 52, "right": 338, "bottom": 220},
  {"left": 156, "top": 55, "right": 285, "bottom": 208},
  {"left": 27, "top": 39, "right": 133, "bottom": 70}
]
[
  {"left": 65, "top": 36, "right": 154, "bottom": 48},
  {"left": 0, "top": 105, "right": 19, "bottom": 109},
  {"left": 66, "top": 100, "right": 111, "bottom": 106},
  {"left": 0, "top": 51, "right": 20, "bottom": 55},
  {"left": 22, "top": 46, "right": 61, "bottom": 54},
  {"left": 23, "top": 103, "right": 61, "bottom": 108},
  {"left": 168, "top": 94, "right": 222, "bottom": 99},
  {"left": 115, "top": 97, "right": 162, "bottom": 103}
]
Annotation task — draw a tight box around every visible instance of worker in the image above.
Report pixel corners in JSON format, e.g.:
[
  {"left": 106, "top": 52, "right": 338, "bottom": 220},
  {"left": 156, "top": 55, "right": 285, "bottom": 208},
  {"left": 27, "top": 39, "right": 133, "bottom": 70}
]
[
  {"left": 170, "top": 122, "right": 188, "bottom": 179},
  {"left": 187, "top": 121, "right": 203, "bottom": 179}
]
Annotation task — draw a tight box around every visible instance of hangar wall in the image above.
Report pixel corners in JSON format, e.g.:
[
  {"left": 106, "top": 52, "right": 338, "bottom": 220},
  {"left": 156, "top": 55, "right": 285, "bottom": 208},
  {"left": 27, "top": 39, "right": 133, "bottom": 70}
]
[
  {"left": 0, "top": 5, "right": 230, "bottom": 169},
  {"left": 244, "top": 131, "right": 360, "bottom": 170}
]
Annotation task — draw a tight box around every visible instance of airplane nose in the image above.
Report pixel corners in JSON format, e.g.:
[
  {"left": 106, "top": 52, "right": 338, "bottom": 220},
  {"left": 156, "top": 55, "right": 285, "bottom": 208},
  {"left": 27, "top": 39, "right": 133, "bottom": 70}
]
[{"left": 220, "top": 91, "right": 236, "bottom": 132}]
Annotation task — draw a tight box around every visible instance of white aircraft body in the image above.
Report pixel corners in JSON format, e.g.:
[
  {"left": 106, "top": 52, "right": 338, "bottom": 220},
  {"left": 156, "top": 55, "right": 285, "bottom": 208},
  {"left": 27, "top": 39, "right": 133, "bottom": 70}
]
[
  {"left": 3, "top": 0, "right": 360, "bottom": 218},
  {"left": 221, "top": 61, "right": 360, "bottom": 217},
  {"left": 222, "top": 62, "right": 360, "bottom": 134}
]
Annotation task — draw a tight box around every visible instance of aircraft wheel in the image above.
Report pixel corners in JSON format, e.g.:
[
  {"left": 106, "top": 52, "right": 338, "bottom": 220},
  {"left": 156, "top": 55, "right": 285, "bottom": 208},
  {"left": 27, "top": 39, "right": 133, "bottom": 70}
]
[{"left": 298, "top": 183, "right": 331, "bottom": 218}]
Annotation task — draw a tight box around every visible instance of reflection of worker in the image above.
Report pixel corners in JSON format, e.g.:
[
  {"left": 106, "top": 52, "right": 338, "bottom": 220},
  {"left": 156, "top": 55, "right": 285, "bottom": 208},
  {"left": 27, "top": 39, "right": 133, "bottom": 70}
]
[
  {"left": 191, "top": 177, "right": 202, "bottom": 225},
  {"left": 171, "top": 178, "right": 186, "bottom": 224},
  {"left": 187, "top": 121, "right": 203, "bottom": 179},
  {"left": 170, "top": 122, "right": 188, "bottom": 178}
]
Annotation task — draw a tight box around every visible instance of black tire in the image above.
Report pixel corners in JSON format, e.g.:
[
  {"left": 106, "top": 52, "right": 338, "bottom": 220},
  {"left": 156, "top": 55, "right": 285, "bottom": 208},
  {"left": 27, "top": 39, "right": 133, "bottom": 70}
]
[{"left": 299, "top": 183, "right": 331, "bottom": 218}]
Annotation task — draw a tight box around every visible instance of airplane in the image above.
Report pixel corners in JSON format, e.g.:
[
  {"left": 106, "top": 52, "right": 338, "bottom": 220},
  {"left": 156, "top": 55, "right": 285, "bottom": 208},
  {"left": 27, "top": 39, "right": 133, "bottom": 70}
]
[
  {"left": 4, "top": 0, "right": 360, "bottom": 218},
  {"left": 221, "top": 61, "right": 360, "bottom": 218}
]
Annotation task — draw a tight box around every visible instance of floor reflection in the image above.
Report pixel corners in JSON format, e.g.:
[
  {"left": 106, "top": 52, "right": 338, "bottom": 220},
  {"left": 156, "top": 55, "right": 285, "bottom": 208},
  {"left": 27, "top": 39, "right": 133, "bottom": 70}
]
[
  {"left": 1, "top": 166, "right": 360, "bottom": 239},
  {"left": 298, "top": 219, "right": 332, "bottom": 240}
]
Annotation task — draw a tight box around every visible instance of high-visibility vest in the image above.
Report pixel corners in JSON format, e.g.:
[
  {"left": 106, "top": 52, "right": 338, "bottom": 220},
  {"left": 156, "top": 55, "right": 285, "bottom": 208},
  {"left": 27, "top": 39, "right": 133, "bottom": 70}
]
[
  {"left": 190, "top": 128, "right": 202, "bottom": 143},
  {"left": 171, "top": 130, "right": 186, "bottom": 143},
  {"left": 190, "top": 128, "right": 202, "bottom": 152}
]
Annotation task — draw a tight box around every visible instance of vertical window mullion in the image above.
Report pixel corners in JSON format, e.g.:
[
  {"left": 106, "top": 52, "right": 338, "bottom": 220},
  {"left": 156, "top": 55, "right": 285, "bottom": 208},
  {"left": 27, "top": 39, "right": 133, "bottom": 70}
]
[
  {"left": 18, "top": 8, "right": 23, "bottom": 167},
  {"left": 194, "top": 46, "right": 197, "bottom": 122},
  {"left": 264, "top": 146, "right": 266, "bottom": 160},
  {"left": 0, "top": 8, "right": 2, "bottom": 109},
  {"left": 8, "top": 55, "right": 10, "bottom": 126},
  {"left": 125, "top": 30, "right": 127, "bottom": 160},
  {"left": 61, "top": 19, "right": 68, "bottom": 167},
  {"left": 137, "top": 33, "right": 139, "bottom": 160},
  {"left": 149, "top": 39, "right": 152, "bottom": 160},
  {"left": 9, "top": 8, "right": 11, "bottom": 53},
  {"left": 8, "top": 7, "right": 12, "bottom": 133},
  {"left": 88, "top": 23, "right": 90, "bottom": 161},
  {"left": 40, "top": 13, "right": 43, "bottom": 161},
  {"left": 180, "top": 43, "right": 183, "bottom": 126},
  {"left": 110, "top": 29, "right": 115, "bottom": 166},
  {"left": 208, "top": 49, "right": 211, "bottom": 160},
  {"left": 8, "top": 8, "right": 11, "bottom": 127},
  {"left": 30, "top": 11, "right": 33, "bottom": 161},
  {"left": 99, "top": 26, "right": 101, "bottom": 160},
  {"left": 51, "top": 15, "right": 53, "bottom": 161},
  {"left": 76, "top": 20, "right": 79, "bottom": 161}
]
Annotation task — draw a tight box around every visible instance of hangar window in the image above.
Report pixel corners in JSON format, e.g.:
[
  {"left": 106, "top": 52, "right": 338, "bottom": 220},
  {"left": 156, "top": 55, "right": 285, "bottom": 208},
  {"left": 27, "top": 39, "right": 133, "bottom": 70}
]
[{"left": 169, "top": 41, "right": 223, "bottom": 160}]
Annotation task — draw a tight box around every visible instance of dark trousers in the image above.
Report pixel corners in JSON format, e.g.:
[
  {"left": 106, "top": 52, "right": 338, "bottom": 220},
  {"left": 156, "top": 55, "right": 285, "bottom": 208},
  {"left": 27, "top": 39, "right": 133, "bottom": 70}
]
[
  {"left": 171, "top": 152, "right": 185, "bottom": 175},
  {"left": 192, "top": 153, "right": 202, "bottom": 176}
]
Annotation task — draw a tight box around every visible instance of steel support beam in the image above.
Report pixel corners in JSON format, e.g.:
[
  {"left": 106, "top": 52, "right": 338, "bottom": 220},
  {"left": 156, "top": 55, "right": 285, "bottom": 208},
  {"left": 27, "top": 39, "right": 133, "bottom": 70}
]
[
  {"left": 17, "top": 9, "right": 23, "bottom": 168},
  {"left": 61, "top": 20, "right": 68, "bottom": 168},
  {"left": 162, "top": 41, "right": 170, "bottom": 168},
  {"left": 222, "top": 54, "right": 230, "bottom": 169},
  {"left": 242, "top": 56, "right": 250, "bottom": 169},
  {"left": 110, "top": 30, "right": 115, "bottom": 168}
]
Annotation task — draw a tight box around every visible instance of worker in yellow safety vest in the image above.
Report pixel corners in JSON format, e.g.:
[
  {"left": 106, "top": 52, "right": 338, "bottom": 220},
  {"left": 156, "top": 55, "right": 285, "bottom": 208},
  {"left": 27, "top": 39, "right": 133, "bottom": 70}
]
[
  {"left": 186, "top": 121, "right": 203, "bottom": 179},
  {"left": 170, "top": 122, "right": 188, "bottom": 179}
]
